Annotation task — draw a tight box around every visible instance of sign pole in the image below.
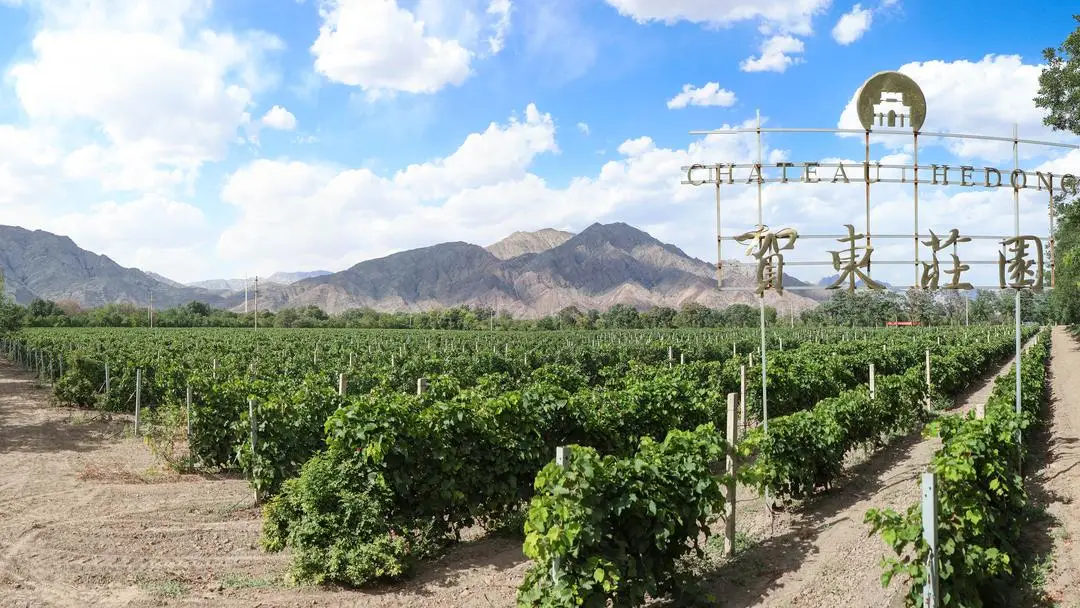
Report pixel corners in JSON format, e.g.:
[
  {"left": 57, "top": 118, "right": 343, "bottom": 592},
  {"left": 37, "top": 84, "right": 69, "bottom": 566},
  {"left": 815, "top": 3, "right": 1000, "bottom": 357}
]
[
  {"left": 914, "top": 130, "right": 921, "bottom": 288},
  {"left": 755, "top": 110, "right": 770, "bottom": 511},
  {"left": 865, "top": 128, "right": 872, "bottom": 275},
  {"left": 1013, "top": 123, "right": 1023, "bottom": 473},
  {"left": 755, "top": 109, "right": 768, "bottom": 436}
]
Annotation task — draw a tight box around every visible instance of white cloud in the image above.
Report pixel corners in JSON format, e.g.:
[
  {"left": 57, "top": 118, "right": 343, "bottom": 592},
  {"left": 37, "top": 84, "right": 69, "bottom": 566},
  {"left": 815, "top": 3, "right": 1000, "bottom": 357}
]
[
  {"left": 577, "top": 122, "right": 590, "bottom": 135},
  {"left": 7, "top": 0, "right": 282, "bottom": 192},
  {"left": 667, "top": 82, "right": 737, "bottom": 109},
  {"left": 0, "top": 124, "right": 63, "bottom": 208},
  {"left": 838, "top": 55, "right": 1075, "bottom": 162},
  {"left": 215, "top": 106, "right": 775, "bottom": 275},
  {"left": 831, "top": 4, "right": 872, "bottom": 45},
  {"left": 311, "top": 0, "right": 511, "bottom": 97},
  {"left": 0, "top": 0, "right": 280, "bottom": 280},
  {"left": 486, "top": 0, "right": 512, "bottom": 53},
  {"left": 604, "top": 0, "right": 825, "bottom": 75},
  {"left": 602, "top": 0, "right": 830, "bottom": 37},
  {"left": 393, "top": 104, "right": 558, "bottom": 199},
  {"left": 214, "top": 94, "right": 1067, "bottom": 289},
  {"left": 740, "top": 35, "right": 805, "bottom": 73},
  {"left": 261, "top": 105, "right": 297, "bottom": 130},
  {"left": 47, "top": 194, "right": 208, "bottom": 252}
]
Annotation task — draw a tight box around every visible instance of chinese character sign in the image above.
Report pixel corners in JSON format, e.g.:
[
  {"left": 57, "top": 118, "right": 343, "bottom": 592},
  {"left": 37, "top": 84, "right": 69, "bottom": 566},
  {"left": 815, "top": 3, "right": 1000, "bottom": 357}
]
[
  {"left": 920, "top": 229, "right": 972, "bottom": 290},
  {"left": 999, "top": 236, "right": 1044, "bottom": 292},
  {"left": 723, "top": 224, "right": 1047, "bottom": 293},
  {"left": 826, "top": 224, "right": 885, "bottom": 292},
  {"left": 734, "top": 225, "right": 798, "bottom": 296}
]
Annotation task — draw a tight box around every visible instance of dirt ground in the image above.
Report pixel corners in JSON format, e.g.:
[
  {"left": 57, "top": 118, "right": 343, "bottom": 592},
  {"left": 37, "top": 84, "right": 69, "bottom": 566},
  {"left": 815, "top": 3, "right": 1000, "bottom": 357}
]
[
  {"left": 0, "top": 359, "right": 529, "bottom": 607},
  {"left": 1034, "top": 326, "right": 1080, "bottom": 607},
  {"left": 0, "top": 335, "right": 1066, "bottom": 608}
]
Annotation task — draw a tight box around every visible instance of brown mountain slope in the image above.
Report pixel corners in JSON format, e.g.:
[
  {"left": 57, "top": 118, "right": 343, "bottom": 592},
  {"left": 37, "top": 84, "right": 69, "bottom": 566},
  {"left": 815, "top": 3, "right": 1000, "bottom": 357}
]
[
  {"left": 0, "top": 223, "right": 819, "bottom": 317},
  {"left": 262, "top": 222, "right": 818, "bottom": 317},
  {"left": 0, "top": 225, "right": 228, "bottom": 308},
  {"left": 486, "top": 228, "right": 574, "bottom": 260}
]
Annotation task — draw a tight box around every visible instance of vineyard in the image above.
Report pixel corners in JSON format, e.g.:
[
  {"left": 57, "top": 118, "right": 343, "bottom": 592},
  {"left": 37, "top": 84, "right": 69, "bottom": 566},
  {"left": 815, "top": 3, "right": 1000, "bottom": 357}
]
[{"left": 0, "top": 324, "right": 1051, "bottom": 605}]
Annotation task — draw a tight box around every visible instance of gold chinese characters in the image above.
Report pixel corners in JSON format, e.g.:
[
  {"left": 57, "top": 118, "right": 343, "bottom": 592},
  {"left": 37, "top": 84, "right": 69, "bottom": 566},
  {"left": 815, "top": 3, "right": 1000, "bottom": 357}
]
[
  {"left": 726, "top": 225, "right": 1047, "bottom": 294},
  {"left": 733, "top": 225, "right": 798, "bottom": 296}
]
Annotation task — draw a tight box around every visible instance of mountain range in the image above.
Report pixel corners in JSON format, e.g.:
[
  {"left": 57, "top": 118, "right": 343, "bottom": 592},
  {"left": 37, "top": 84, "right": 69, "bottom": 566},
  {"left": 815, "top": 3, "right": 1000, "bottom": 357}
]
[
  {"left": 0, "top": 223, "right": 821, "bottom": 318},
  {"left": 187, "top": 271, "right": 332, "bottom": 293}
]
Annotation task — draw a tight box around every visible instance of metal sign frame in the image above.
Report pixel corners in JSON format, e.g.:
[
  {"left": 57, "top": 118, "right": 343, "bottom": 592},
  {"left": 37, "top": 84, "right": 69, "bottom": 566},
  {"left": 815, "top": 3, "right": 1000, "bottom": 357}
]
[{"left": 681, "top": 71, "right": 1076, "bottom": 470}]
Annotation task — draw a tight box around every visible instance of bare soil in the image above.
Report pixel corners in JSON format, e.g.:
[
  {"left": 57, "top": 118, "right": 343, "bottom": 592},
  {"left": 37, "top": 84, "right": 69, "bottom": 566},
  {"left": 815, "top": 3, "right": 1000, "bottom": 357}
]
[
  {"left": 1032, "top": 326, "right": 1080, "bottom": 607},
  {"left": 0, "top": 359, "right": 527, "bottom": 607}
]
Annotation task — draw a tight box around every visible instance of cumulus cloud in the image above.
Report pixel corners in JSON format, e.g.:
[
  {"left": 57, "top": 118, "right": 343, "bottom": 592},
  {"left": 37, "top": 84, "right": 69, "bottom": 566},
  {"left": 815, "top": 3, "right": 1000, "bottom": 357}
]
[
  {"left": 740, "top": 35, "right": 805, "bottom": 73},
  {"left": 667, "top": 82, "right": 737, "bottom": 109},
  {"left": 832, "top": 4, "right": 872, "bottom": 45},
  {"left": 602, "top": 0, "right": 830, "bottom": 36},
  {"left": 604, "top": 0, "right": 826, "bottom": 74},
  {"left": 7, "top": 0, "right": 282, "bottom": 192},
  {"left": 577, "top": 122, "right": 590, "bottom": 135},
  {"left": 0, "top": 0, "right": 278, "bottom": 280},
  {"left": 261, "top": 105, "right": 297, "bottom": 130},
  {"left": 311, "top": 0, "right": 512, "bottom": 97}
]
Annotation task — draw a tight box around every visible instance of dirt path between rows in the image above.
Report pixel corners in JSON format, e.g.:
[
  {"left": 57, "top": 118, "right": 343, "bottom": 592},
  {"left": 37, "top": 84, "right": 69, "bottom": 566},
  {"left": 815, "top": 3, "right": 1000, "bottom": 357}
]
[
  {"left": 0, "top": 359, "right": 528, "bottom": 607},
  {"left": 699, "top": 335, "right": 1039, "bottom": 608},
  {"left": 1034, "top": 326, "right": 1080, "bottom": 606}
]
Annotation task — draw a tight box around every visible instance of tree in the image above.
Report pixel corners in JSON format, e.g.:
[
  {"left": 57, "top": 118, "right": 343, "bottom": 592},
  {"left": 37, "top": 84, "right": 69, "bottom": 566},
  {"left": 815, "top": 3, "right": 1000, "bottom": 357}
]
[
  {"left": 905, "top": 288, "right": 939, "bottom": 325},
  {"left": 599, "top": 304, "right": 641, "bottom": 329},
  {"left": 673, "top": 302, "right": 712, "bottom": 328},
  {"left": 1036, "top": 17, "right": 1080, "bottom": 323},
  {"left": 1035, "top": 15, "right": 1080, "bottom": 134},
  {"left": 0, "top": 269, "right": 20, "bottom": 332},
  {"left": 640, "top": 306, "right": 676, "bottom": 328},
  {"left": 722, "top": 304, "right": 758, "bottom": 327},
  {"left": 185, "top": 301, "right": 212, "bottom": 317},
  {"left": 969, "top": 290, "right": 998, "bottom": 323}
]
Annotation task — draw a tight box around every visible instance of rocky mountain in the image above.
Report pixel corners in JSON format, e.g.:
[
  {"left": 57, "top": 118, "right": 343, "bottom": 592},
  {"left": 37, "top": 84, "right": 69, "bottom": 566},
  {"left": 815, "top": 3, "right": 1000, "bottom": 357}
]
[
  {"left": 0, "top": 223, "right": 822, "bottom": 317},
  {"left": 268, "top": 270, "right": 332, "bottom": 284},
  {"left": 258, "top": 223, "right": 819, "bottom": 317},
  {"left": 188, "top": 270, "right": 333, "bottom": 292},
  {"left": 146, "top": 272, "right": 185, "bottom": 288},
  {"left": 816, "top": 274, "right": 898, "bottom": 292},
  {"left": 0, "top": 225, "right": 230, "bottom": 308},
  {"left": 486, "top": 229, "right": 573, "bottom": 260},
  {"left": 188, "top": 278, "right": 249, "bottom": 292}
]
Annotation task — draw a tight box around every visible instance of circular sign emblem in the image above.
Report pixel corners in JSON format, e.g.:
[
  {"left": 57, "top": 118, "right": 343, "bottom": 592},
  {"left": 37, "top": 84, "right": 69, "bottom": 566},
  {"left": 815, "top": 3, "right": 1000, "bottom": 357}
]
[{"left": 855, "top": 71, "right": 926, "bottom": 132}]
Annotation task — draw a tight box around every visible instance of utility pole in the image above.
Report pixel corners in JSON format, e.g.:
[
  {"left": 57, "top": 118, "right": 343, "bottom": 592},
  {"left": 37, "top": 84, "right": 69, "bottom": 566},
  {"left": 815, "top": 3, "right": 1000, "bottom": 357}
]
[
  {"left": 254, "top": 276, "right": 259, "bottom": 330},
  {"left": 244, "top": 275, "right": 249, "bottom": 314},
  {"left": 148, "top": 289, "right": 154, "bottom": 328}
]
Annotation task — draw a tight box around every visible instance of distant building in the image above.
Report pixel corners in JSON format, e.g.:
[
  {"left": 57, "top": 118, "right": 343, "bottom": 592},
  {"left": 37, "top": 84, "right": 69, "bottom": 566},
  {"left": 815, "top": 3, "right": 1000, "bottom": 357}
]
[{"left": 873, "top": 91, "right": 910, "bottom": 128}]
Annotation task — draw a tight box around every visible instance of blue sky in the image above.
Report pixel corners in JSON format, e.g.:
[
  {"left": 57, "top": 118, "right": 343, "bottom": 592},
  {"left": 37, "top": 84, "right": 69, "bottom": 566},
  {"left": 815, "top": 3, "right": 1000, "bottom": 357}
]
[{"left": 0, "top": 0, "right": 1076, "bottom": 287}]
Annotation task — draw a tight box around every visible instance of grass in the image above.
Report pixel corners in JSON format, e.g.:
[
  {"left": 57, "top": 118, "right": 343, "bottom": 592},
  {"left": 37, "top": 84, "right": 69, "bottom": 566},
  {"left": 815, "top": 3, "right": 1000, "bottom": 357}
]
[
  {"left": 221, "top": 572, "right": 277, "bottom": 589},
  {"left": 136, "top": 576, "right": 188, "bottom": 599}
]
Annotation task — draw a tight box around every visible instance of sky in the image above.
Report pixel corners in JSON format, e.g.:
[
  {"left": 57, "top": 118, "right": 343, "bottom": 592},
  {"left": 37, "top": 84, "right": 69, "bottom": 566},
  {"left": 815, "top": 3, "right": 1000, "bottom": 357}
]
[{"left": 0, "top": 0, "right": 1077, "bottom": 287}]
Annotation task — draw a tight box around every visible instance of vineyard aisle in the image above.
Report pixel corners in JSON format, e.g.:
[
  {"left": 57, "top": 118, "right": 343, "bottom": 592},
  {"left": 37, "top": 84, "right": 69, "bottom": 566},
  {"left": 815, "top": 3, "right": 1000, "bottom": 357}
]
[
  {"left": 705, "top": 335, "right": 1040, "bottom": 608},
  {"left": 1038, "top": 325, "right": 1080, "bottom": 605},
  {"left": 0, "top": 359, "right": 527, "bottom": 608}
]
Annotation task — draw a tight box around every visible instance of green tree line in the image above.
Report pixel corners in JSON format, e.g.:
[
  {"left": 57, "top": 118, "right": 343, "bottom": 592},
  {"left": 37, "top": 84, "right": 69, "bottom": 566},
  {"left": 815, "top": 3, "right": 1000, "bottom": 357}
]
[{"left": 0, "top": 288, "right": 1050, "bottom": 331}]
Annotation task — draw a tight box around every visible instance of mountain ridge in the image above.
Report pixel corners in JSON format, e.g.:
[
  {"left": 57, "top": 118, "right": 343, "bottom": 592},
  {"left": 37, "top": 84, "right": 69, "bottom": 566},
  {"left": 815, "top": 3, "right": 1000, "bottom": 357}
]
[
  {"left": 486, "top": 228, "right": 574, "bottom": 260},
  {"left": 0, "top": 223, "right": 819, "bottom": 317}
]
